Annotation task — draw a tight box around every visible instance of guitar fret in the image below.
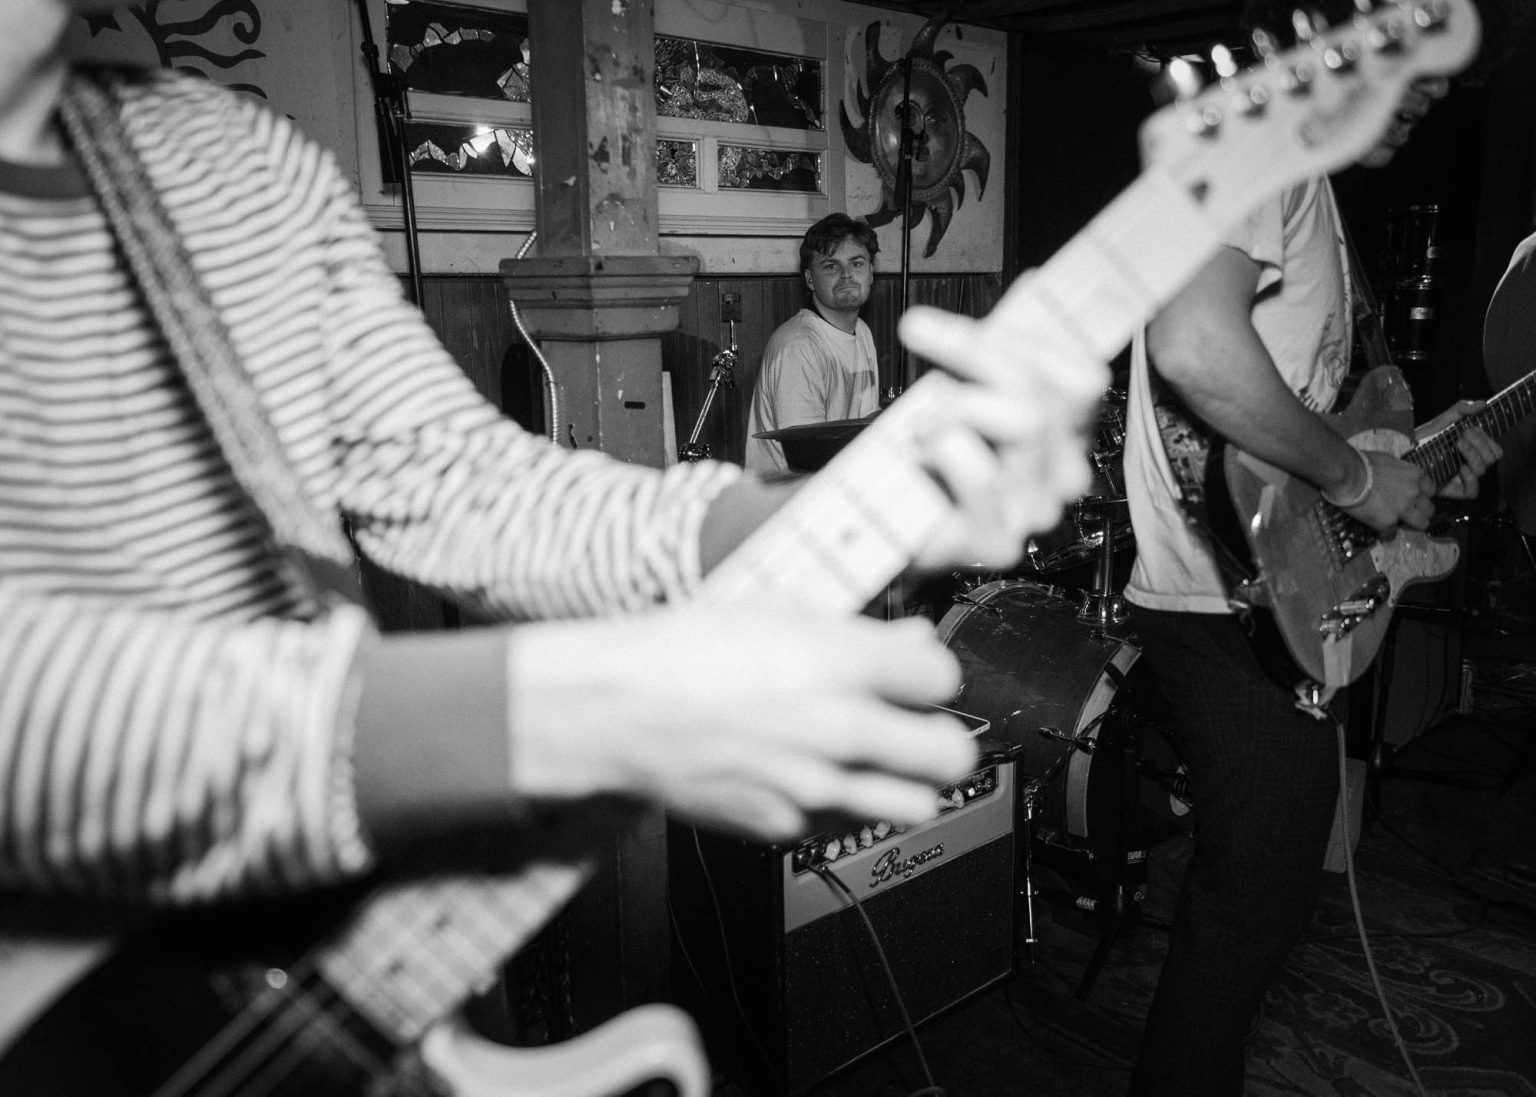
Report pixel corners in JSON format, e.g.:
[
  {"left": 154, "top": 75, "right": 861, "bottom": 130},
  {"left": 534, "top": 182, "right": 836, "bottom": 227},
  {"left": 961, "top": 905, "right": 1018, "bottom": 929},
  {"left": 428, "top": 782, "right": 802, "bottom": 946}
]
[
  {"left": 317, "top": 863, "right": 590, "bottom": 1043},
  {"left": 703, "top": 383, "right": 950, "bottom": 612},
  {"left": 1410, "top": 368, "right": 1536, "bottom": 488},
  {"left": 1003, "top": 170, "right": 1224, "bottom": 362}
]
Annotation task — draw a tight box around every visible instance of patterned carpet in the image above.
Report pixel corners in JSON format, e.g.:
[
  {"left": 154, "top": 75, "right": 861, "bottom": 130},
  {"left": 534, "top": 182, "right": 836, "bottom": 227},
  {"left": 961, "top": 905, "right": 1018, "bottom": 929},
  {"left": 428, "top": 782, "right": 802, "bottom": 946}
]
[{"left": 778, "top": 613, "right": 1536, "bottom": 1097}]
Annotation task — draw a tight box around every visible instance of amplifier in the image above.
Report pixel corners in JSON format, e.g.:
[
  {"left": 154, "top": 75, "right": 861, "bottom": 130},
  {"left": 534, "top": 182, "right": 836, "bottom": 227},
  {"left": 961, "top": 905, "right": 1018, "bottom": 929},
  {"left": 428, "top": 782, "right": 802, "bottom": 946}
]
[{"left": 668, "top": 761, "right": 1016, "bottom": 1096}]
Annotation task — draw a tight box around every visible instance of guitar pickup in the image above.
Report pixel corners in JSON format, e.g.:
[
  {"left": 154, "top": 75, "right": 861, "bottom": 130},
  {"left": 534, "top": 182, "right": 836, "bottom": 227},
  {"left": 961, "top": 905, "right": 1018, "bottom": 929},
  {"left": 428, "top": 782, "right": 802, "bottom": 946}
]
[{"left": 1317, "top": 574, "right": 1391, "bottom": 638}]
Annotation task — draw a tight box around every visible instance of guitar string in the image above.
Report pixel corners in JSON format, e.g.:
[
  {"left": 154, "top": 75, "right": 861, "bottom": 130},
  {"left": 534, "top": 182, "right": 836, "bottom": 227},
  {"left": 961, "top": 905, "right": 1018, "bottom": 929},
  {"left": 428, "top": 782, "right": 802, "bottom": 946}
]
[
  {"left": 153, "top": 965, "right": 392, "bottom": 1097},
  {"left": 166, "top": 874, "right": 577, "bottom": 1097},
  {"left": 154, "top": 884, "right": 525, "bottom": 1096}
]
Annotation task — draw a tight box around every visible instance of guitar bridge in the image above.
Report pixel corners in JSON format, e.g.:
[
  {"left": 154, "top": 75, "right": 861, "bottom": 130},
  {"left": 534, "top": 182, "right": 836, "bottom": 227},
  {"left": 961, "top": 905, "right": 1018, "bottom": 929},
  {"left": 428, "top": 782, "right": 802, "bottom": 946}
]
[{"left": 1317, "top": 574, "right": 1391, "bottom": 639}]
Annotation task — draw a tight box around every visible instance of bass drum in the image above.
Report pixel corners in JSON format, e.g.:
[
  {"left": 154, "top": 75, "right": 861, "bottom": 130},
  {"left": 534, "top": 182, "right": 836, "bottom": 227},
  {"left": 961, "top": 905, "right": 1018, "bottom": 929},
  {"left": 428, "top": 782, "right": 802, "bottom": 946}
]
[{"left": 934, "top": 581, "right": 1188, "bottom": 858}]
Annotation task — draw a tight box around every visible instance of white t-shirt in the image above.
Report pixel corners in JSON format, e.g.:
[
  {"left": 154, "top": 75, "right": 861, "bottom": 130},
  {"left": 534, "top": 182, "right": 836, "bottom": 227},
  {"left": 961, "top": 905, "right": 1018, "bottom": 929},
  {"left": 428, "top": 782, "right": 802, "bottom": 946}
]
[
  {"left": 1123, "top": 177, "right": 1353, "bottom": 613},
  {"left": 744, "top": 308, "right": 879, "bottom": 474}
]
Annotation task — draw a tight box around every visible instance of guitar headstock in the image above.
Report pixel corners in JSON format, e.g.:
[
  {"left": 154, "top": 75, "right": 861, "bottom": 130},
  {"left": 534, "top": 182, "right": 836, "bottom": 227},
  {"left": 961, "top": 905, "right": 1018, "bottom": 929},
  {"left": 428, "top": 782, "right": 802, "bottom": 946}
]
[{"left": 1139, "top": 0, "right": 1480, "bottom": 231}]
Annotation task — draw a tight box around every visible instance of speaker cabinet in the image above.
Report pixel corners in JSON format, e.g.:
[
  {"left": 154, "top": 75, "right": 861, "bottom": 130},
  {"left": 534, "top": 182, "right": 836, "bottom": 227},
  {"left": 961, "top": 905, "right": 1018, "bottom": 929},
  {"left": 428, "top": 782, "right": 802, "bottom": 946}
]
[{"left": 668, "top": 762, "right": 1016, "bottom": 1095}]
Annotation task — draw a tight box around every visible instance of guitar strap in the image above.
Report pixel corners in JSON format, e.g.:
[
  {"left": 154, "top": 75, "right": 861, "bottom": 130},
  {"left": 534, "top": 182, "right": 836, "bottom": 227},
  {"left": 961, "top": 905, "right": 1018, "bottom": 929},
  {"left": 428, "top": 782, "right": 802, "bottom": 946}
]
[
  {"left": 57, "top": 68, "right": 364, "bottom": 613},
  {"left": 1339, "top": 215, "right": 1396, "bottom": 376}
]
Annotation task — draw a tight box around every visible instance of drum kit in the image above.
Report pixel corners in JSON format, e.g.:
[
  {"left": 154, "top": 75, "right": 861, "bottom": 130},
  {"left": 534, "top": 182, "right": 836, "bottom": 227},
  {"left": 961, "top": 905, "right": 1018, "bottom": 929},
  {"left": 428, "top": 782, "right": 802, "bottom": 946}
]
[{"left": 762, "top": 390, "right": 1193, "bottom": 996}]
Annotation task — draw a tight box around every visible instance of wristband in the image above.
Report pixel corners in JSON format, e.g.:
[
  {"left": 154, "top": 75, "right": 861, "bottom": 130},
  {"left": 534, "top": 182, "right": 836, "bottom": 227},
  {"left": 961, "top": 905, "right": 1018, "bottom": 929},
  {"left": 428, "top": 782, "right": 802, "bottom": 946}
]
[{"left": 1322, "top": 448, "right": 1373, "bottom": 509}]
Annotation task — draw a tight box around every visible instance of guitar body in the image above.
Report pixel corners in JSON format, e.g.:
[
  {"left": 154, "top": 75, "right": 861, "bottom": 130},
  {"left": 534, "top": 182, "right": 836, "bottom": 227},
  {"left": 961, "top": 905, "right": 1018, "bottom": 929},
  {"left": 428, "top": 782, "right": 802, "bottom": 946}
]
[
  {"left": 0, "top": 894, "right": 708, "bottom": 1097},
  {"left": 1222, "top": 366, "right": 1460, "bottom": 688}
]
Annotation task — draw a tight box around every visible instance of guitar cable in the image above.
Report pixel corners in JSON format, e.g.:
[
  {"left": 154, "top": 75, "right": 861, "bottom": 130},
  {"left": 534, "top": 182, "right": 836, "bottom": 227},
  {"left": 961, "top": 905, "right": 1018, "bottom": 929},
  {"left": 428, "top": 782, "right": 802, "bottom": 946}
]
[
  {"left": 1312, "top": 704, "right": 1432, "bottom": 1097},
  {"left": 807, "top": 863, "right": 947, "bottom": 1097}
]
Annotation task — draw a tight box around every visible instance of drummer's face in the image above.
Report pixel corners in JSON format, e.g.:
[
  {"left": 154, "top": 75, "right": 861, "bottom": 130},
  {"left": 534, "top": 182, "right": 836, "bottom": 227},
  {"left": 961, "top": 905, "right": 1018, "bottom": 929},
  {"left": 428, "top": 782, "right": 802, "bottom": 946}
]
[{"left": 804, "top": 239, "right": 874, "bottom": 314}]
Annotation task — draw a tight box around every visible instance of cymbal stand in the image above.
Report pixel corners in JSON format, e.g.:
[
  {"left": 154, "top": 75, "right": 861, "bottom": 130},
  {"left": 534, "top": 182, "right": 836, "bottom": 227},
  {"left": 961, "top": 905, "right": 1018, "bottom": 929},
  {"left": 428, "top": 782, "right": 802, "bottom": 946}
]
[
  {"left": 1017, "top": 773, "right": 1045, "bottom": 967},
  {"left": 679, "top": 323, "right": 737, "bottom": 462},
  {"left": 1011, "top": 710, "right": 1097, "bottom": 971},
  {"left": 1077, "top": 498, "right": 1128, "bottom": 627}
]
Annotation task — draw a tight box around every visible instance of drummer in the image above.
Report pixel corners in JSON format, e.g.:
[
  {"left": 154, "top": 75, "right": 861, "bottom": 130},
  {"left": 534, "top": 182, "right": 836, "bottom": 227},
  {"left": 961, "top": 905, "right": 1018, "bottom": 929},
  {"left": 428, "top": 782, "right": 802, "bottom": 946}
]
[{"left": 744, "top": 213, "right": 881, "bottom": 474}]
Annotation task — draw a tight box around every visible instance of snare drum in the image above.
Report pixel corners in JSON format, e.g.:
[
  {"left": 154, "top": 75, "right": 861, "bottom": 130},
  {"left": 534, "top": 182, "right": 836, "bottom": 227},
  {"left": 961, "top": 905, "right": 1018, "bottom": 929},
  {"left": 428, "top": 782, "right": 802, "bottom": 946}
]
[{"left": 935, "top": 581, "right": 1186, "bottom": 857}]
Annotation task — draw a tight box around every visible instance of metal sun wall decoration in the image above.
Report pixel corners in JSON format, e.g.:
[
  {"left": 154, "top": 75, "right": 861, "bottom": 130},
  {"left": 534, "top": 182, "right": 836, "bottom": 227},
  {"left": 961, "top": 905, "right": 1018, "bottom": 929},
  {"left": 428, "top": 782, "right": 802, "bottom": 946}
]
[
  {"left": 841, "top": 16, "right": 990, "bottom": 258},
  {"left": 81, "top": 0, "right": 267, "bottom": 98}
]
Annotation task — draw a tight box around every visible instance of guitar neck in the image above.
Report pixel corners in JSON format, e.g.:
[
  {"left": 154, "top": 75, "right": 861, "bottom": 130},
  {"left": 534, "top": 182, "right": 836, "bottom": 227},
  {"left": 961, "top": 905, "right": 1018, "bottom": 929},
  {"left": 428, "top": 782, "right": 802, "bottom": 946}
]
[
  {"left": 703, "top": 167, "right": 1225, "bottom": 611},
  {"left": 311, "top": 864, "right": 591, "bottom": 1047},
  {"left": 1408, "top": 367, "right": 1536, "bottom": 486}
]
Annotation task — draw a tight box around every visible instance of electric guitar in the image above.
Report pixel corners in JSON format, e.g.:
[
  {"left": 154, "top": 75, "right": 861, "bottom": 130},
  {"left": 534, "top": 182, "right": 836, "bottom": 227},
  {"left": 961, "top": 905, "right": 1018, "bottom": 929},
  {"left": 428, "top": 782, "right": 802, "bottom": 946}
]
[
  {"left": 1200, "top": 362, "right": 1536, "bottom": 694},
  {"left": 0, "top": 3, "right": 1481, "bottom": 1093}
]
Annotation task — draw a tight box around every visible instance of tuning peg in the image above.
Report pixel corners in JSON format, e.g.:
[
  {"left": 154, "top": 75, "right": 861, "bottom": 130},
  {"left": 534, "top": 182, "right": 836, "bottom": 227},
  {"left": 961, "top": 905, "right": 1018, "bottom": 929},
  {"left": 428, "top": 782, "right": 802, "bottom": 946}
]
[
  {"left": 1414, "top": 0, "right": 1450, "bottom": 32},
  {"left": 1250, "top": 27, "right": 1280, "bottom": 63},
  {"left": 1291, "top": 9, "right": 1321, "bottom": 44},
  {"left": 1165, "top": 56, "right": 1204, "bottom": 102},
  {"left": 1209, "top": 43, "right": 1239, "bottom": 81},
  {"left": 1240, "top": 82, "right": 1272, "bottom": 116},
  {"left": 1165, "top": 57, "right": 1225, "bottom": 136},
  {"left": 1362, "top": 4, "right": 1407, "bottom": 53},
  {"left": 1323, "top": 36, "right": 1363, "bottom": 72}
]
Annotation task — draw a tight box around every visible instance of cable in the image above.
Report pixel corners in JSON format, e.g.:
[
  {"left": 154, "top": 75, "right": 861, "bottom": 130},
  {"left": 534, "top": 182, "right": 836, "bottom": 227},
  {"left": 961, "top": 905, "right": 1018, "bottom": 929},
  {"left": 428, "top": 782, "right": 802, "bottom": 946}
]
[
  {"left": 1332, "top": 712, "right": 1432, "bottom": 1097},
  {"left": 808, "top": 864, "right": 946, "bottom": 1097},
  {"left": 505, "top": 230, "right": 564, "bottom": 446},
  {"left": 1001, "top": 979, "right": 1133, "bottom": 1072},
  {"left": 686, "top": 828, "right": 781, "bottom": 1087}
]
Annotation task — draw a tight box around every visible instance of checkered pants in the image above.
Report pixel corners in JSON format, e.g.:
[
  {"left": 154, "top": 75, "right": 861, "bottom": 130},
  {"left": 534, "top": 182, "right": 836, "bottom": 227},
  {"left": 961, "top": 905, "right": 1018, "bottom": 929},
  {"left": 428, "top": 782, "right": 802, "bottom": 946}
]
[{"left": 1127, "top": 607, "right": 1343, "bottom": 1097}]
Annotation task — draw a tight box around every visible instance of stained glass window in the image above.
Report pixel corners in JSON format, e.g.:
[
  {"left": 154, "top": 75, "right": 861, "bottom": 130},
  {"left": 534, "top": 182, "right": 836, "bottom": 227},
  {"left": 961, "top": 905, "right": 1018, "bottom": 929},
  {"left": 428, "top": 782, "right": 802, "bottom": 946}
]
[
  {"left": 718, "top": 145, "right": 820, "bottom": 192},
  {"left": 658, "top": 140, "right": 699, "bottom": 188},
  {"left": 406, "top": 122, "right": 536, "bottom": 177},
  {"left": 375, "top": 1, "right": 828, "bottom": 225},
  {"left": 655, "top": 37, "right": 822, "bottom": 130},
  {"left": 387, "top": 2, "right": 531, "bottom": 102}
]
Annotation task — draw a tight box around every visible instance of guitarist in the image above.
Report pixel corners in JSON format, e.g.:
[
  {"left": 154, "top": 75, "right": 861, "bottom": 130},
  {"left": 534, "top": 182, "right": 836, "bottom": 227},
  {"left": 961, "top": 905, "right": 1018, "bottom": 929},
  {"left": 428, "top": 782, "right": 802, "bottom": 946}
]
[
  {"left": 0, "top": 0, "right": 1106, "bottom": 1033},
  {"left": 1119, "top": 12, "right": 1503, "bottom": 1097}
]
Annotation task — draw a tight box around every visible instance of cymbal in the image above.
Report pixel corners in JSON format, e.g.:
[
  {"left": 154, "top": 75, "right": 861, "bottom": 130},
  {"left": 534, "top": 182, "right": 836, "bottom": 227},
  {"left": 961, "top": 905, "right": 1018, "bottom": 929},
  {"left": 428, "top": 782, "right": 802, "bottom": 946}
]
[
  {"left": 754, "top": 416, "right": 874, "bottom": 442},
  {"left": 755, "top": 416, "right": 874, "bottom": 473}
]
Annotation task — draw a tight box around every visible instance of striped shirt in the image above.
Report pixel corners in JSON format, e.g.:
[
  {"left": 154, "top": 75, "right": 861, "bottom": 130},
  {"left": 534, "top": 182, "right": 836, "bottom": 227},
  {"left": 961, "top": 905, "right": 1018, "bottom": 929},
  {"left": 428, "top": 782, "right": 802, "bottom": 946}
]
[{"left": 0, "top": 71, "right": 739, "bottom": 903}]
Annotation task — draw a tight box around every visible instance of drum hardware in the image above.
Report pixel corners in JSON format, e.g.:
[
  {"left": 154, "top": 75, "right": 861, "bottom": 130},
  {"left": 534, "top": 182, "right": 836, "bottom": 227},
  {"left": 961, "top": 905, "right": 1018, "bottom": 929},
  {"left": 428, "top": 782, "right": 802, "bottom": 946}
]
[
  {"left": 1012, "top": 719, "right": 1101, "bottom": 968},
  {"left": 950, "top": 589, "right": 1006, "bottom": 616},
  {"left": 1021, "top": 389, "right": 1134, "bottom": 579},
  {"left": 1094, "top": 389, "right": 1127, "bottom": 485},
  {"left": 679, "top": 342, "right": 737, "bottom": 462},
  {"left": 1036, "top": 724, "right": 1100, "bottom": 751},
  {"left": 1074, "top": 495, "right": 1130, "bottom": 628}
]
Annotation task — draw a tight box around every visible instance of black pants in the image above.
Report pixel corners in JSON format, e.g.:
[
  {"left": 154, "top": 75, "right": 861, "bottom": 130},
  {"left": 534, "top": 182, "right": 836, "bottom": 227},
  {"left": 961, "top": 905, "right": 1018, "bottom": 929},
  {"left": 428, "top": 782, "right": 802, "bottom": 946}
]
[{"left": 1127, "top": 607, "right": 1342, "bottom": 1097}]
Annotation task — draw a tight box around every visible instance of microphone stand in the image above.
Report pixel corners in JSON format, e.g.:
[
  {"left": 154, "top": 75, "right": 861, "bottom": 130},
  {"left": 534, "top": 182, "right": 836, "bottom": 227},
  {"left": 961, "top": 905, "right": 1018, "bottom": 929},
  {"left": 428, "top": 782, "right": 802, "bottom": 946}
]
[
  {"left": 890, "top": 57, "right": 918, "bottom": 401},
  {"left": 354, "top": 0, "right": 425, "bottom": 306}
]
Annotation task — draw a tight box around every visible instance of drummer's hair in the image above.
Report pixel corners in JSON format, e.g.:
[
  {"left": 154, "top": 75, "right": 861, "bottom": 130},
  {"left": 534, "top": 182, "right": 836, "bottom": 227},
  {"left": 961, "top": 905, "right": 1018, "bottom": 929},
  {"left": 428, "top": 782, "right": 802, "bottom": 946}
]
[{"left": 800, "top": 213, "right": 880, "bottom": 273}]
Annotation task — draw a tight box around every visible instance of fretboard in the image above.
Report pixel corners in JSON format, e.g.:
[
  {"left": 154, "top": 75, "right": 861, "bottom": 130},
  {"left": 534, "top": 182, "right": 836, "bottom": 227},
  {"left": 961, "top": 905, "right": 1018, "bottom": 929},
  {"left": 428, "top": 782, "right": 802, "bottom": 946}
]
[
  {"left": 1407, "top": 367, "right": 1536, "bottom": 487},
  {"left": 314, "top": 863, "right": 591, "bottom": 1046}
]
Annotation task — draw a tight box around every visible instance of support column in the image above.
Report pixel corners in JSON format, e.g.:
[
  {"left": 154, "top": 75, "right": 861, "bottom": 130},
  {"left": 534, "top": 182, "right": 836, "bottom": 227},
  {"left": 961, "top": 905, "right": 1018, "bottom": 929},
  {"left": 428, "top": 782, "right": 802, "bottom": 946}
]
[
  {"left": 501, "top": 255, "right": 696, "bottom": 459},
  {"left": 501, "top": 0, "right": 692, "bottom": 1031},
  {"left": 505, "top": 0, "right": 695, "bottom": 464}
]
